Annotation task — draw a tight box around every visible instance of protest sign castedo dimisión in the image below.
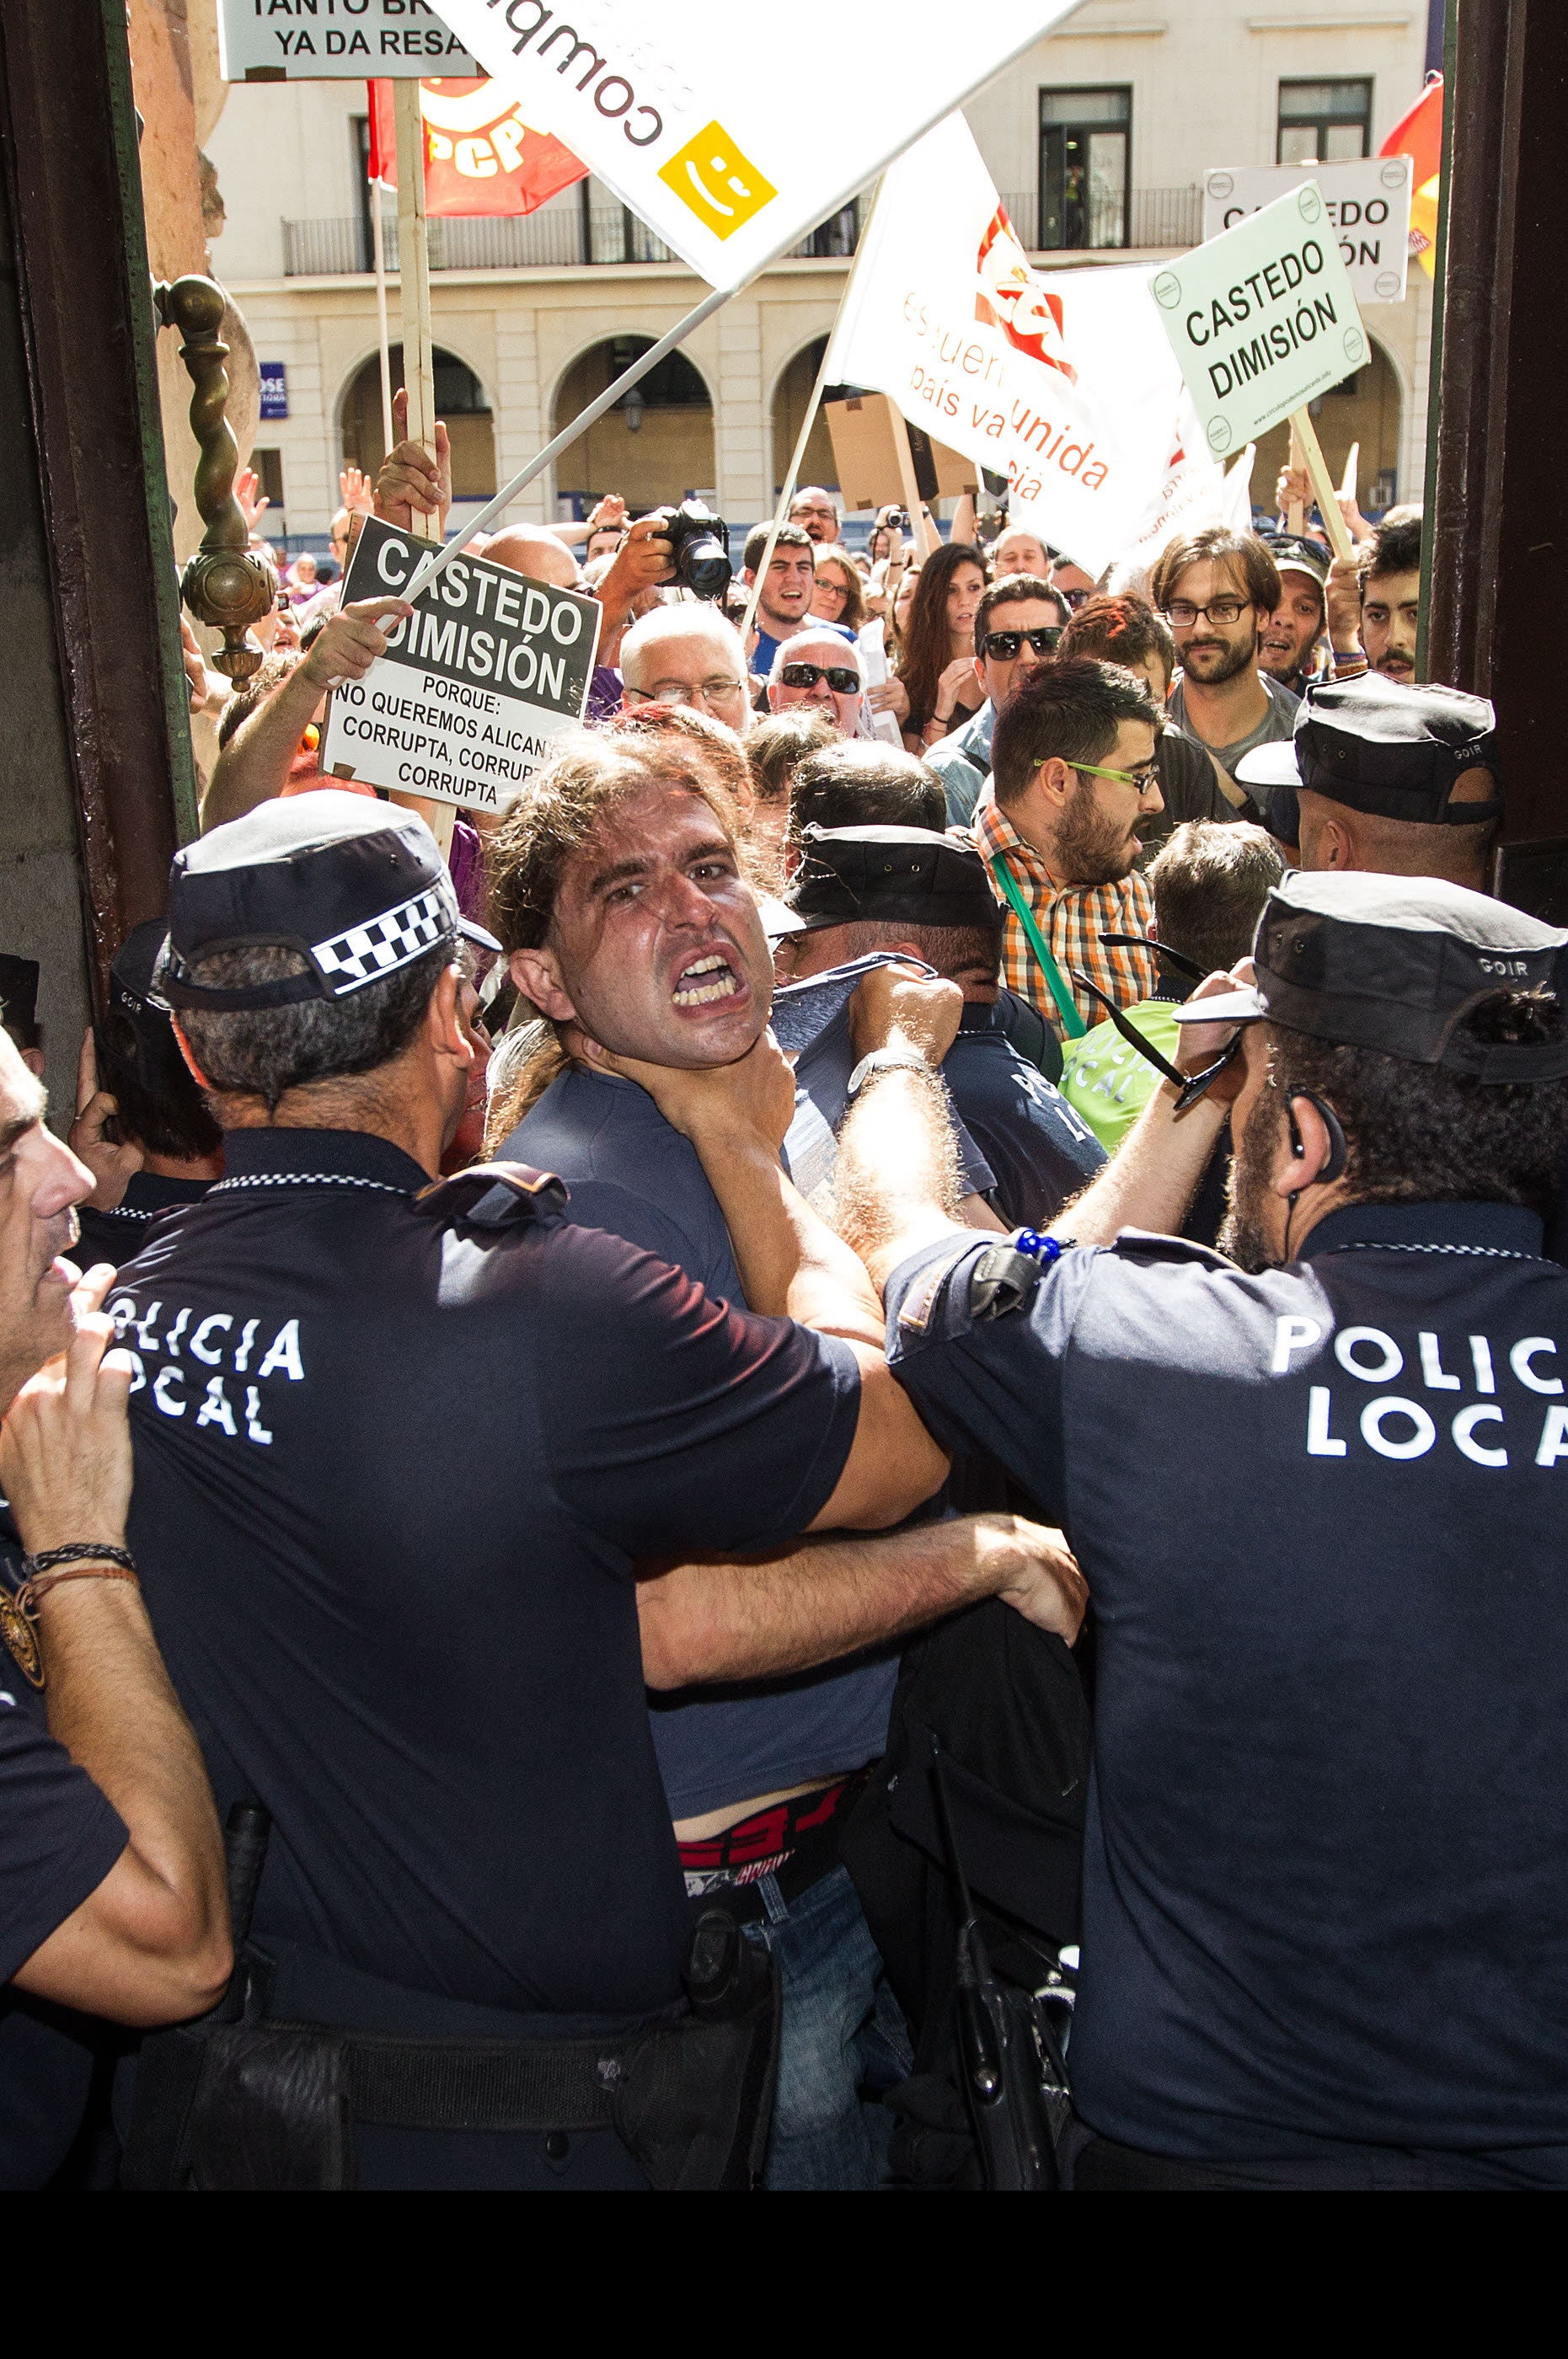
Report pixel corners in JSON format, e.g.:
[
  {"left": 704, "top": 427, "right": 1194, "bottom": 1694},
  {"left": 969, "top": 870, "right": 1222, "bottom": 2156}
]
[{"left": 321, "top": 518, "right": 601, "bottom": 813}]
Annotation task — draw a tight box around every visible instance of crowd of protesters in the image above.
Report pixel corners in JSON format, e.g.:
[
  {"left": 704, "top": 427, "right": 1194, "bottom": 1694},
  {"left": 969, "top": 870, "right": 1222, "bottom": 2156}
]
[{"left": 3, "top": 402, "right": 1567, "bottom": 2197}]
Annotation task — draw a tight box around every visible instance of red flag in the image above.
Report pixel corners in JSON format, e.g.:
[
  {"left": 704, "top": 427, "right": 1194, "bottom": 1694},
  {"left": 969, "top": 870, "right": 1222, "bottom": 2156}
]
[
  {"left": 367, "top": 78, "right": 587, "bottom": 217},
  {"left": 1380, "top": 74, "right": 1442, "bottom": 277}
]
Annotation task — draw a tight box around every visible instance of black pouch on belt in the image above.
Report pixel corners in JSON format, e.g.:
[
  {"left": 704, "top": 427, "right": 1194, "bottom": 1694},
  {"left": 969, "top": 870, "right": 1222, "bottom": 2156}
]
[{"left": 125, "top": 1903, "right": 780, "bottom": 2190}]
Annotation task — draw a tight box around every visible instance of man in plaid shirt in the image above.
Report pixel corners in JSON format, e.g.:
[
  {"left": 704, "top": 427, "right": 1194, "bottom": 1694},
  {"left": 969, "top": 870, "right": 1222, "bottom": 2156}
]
[{"left": 969, "top": 659, "right": 1165, "bottom": 1034}]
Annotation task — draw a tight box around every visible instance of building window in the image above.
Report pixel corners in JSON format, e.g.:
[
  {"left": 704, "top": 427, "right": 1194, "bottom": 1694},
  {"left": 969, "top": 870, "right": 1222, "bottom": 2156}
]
[
  {"left": 1277, "top": 78, "right": 1373, "bottom": 164},
  {"left": 1039, "top": 87, "right": 1131, "bottom": 251},
  {"left": 250, "top": 447, "right": 285, "bottom": 511}
]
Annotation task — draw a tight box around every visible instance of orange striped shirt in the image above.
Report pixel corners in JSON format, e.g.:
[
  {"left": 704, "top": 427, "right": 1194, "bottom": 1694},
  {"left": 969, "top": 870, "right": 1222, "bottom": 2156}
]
[{"left": 971, "top": 793, "right": 1159, "bottom": 1034}]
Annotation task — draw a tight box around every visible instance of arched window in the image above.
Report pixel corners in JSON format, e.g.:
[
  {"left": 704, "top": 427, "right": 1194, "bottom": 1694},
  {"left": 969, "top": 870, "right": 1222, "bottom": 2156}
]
[
  {"left": 340, "top": 346, "right": 495, "bottom": 499},
  {"left": 554, "top": 336, "right": 714, "bottom": 511}
]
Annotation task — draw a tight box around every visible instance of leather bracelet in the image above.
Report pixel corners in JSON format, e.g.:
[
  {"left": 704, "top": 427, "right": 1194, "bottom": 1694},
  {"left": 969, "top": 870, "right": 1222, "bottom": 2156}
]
[
  {"left": 16, "top": 1560, "right": 140, "bottom": 1619},
  {"left": 29, "top": 1542, "right": 136, "bottom": 1575}
]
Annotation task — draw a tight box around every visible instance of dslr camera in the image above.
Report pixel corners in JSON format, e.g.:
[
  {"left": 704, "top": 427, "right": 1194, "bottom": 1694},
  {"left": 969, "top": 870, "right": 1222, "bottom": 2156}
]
[{"left": 650, "top": 500, "right": 732, "bottom": 602}]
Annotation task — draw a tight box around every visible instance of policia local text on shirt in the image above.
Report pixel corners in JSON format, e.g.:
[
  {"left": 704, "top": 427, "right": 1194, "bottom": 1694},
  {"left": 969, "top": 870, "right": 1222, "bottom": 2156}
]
[
  {"left": 96, "top": 793, "right": 1078, "bottom": 2193},
  {"left": 642, "top": 868, "right": 1568, "bottom": 2191}
]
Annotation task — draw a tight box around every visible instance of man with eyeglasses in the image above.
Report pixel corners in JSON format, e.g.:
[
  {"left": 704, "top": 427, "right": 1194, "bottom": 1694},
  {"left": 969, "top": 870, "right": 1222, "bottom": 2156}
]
[
  {"left": 619, "top": 607, "right": 755, "bottom": 737},
  {"left": 767, "top": 627, "right": 865, "bottom": 736},
  {"left": 925, "top": 575, "right": 1069, "bottom": 826},
  {"left": 971, "top": 659, "right": 1163, "bottom": 1032},
  {"left": 789, "top": 488, "right": 841, "bottom": 546},
  {"left": 1149, "top": 529, "right": 1299, "bottom": 836}
]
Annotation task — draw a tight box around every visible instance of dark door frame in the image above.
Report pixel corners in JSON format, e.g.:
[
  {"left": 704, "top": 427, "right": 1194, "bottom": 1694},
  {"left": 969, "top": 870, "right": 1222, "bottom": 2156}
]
[{"left": 0, "top": 0, "right": 195, "bottom": 1008}]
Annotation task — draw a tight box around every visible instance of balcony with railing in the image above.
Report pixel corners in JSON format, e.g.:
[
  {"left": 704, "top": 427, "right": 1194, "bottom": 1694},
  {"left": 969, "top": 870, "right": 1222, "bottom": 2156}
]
[
  {"left": 279, "top": 187, "right": 1201, "bottom": 277},
  {"left": 281, "top": 201, "right": 860, "bottom": 277}
]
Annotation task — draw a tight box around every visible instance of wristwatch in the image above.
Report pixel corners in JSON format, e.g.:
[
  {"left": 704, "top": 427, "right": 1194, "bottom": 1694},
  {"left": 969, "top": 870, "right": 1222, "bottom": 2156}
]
[{"left": 845, "top": 1047, "right": 930, "bottom": 1099}]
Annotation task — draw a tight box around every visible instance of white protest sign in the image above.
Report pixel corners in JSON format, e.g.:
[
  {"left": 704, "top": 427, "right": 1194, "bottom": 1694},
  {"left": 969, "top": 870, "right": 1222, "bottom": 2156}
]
[
  {"left": 1202, "top": 158, "right": 1411, "bottom": 305},
  {"left": 1117, "top": 420, "right": 1256, "bottom": 575},
  {"left": 217, "top": 1, "right": 480, "bottom": 78},
  {"left": 428, "top": 0, "right": 1081, "bottom": 292},
  {"left": 826, "top": 115, "right": 1199, "bottom": 577},
  {"left": 321, "top": 518, "right": 600, "bottom": 810},
  {"left": 1150, "top": 184, "right": 1370, "bottom": 459}
]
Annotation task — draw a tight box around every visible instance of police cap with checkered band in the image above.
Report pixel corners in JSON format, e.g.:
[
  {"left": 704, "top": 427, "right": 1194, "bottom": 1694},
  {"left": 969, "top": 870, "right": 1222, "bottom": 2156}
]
[
  {"left": 161, "top": 792, "right": 500, "bottom": 1013},
  {"left": 1171, "top": 869, "right": 1568, "bottom": 1080}
]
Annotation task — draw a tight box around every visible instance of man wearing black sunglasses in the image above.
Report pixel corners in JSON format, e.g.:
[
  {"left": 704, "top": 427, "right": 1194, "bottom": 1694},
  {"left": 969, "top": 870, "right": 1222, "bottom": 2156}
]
[
  {"left": 925, "top": 574, "right": 1069, "bottom": 826},
  {"left": 767, "top": 626, "right": 865, "bottom": 736}
]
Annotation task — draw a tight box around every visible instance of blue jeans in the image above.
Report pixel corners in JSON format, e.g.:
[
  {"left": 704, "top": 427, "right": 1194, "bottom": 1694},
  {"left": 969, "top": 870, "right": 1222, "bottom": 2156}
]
[{"left": 743, "top": 1863, "right": 912, "bottom": 2191}]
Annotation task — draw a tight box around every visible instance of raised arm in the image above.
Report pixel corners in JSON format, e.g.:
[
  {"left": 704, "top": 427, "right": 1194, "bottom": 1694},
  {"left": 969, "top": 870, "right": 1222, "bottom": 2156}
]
[
  {"left": 3, "top": 1277, "right": 230, "bottom": 2026},
  {"left": 835, "top": 971, "right": 1244, "bottom": 1292},
  {"left": 202, "top": 596, "right": 412, "bottom": 829}
]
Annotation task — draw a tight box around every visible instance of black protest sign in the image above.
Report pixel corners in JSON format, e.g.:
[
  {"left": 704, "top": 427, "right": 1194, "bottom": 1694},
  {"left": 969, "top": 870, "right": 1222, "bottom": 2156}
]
[{"left": 321, "top": 516, "right": 601, "bottom": 811}]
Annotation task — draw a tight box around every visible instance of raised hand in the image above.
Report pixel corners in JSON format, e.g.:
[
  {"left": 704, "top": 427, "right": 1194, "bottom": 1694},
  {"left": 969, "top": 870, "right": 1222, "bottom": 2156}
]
[
  {"left": 70, "top": 1032, "right": 142, "bottom": 1212},
  {"left": 374, "top": 388, "right": 452, "bottom": 536}
]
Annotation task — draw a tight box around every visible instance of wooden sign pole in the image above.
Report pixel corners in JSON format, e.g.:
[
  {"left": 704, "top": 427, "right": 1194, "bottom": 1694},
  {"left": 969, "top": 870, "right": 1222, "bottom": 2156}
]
[
  {"left": 1287, "top": 419, "right": 1307, "bottom": 535},
  {"left": 392, "top": 80, "right": 436, "bottom": 457},
  {"left": 1288, "top": 405, "right": 1355, "bottom": 564},
  {"left": 388, "top": 79, "right": 452, "bottom": 857},
  {"left": 888, "top": 409, "right": 942, "bottom": 559}
]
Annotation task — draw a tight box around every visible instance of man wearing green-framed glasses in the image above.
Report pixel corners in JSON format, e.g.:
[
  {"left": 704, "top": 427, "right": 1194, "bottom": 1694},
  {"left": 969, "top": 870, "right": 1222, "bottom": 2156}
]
[{"left": 971, "top": 659, "right": 1164, "bottom": 1034}]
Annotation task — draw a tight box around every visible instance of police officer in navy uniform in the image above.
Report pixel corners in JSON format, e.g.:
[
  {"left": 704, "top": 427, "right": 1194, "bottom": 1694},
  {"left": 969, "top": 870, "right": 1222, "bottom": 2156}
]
[
  {"left": 777, "top": 825, "right": 1105, "bottom": 1228},
  {"left": 633, "top": 869, "right": 1568, "bottom": 2189},
  {"left": 110, "top": 793, "right": 1078, "bottom": 2191}
]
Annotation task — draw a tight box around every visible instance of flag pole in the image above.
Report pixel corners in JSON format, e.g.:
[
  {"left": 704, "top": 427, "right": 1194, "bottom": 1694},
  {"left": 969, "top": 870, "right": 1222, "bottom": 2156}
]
[
  {"left": 404, "top": 281, "right": 734, "bottom": 598},
  {"left": 738, "top": 179, "right": 886, "bottom": 654},
  {"left": 371, "top": 179, "right": 394, "bottom": 459}
]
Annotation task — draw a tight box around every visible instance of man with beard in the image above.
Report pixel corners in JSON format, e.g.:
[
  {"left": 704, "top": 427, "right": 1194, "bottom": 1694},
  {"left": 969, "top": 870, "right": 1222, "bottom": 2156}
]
[
  {"left": 970, "top": 659, "right": 1163, "bottom": 1033},
  {"left": 629, "top": 867, "right": 1568, "bottom": 2190},
  {"left": 1151, "top": 529, "right": 1299, "bottom": 839},
  {"left": 1257, "top": 536, "right": 1328, "bottom": 697},
  {"left": 1353, "top": 515, "right": 1421, "bottom": 687}
]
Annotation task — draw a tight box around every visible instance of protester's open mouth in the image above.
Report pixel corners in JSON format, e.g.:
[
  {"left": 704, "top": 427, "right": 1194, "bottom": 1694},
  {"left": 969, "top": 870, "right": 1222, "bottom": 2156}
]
[{"left": 672, "top": 951, "right": 744, "bottom": 1009}]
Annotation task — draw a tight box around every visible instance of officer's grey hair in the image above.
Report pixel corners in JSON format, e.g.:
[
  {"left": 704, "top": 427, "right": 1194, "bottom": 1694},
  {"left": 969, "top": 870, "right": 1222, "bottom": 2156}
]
[{"left": 177, "top": 941, "right": 452, "bottom": 1114}]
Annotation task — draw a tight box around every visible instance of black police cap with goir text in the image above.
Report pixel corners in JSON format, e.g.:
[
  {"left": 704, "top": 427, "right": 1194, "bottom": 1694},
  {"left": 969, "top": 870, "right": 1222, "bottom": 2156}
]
[
  {"left": 161, "top": 791, "right": 499, "bottom": 1014},
  {"left": 1238, "top": 673, "right": 1501, "bottom": 828},
  {"left": 1171, "top": 869, "right": 1568, "bottom": 1082}
]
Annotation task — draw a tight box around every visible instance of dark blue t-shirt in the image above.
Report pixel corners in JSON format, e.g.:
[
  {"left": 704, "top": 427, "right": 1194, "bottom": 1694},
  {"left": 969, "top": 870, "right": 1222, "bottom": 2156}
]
[
  {"left": 0, "top": 1515, "right": 128, "bottom": 2188},
  {"left": 503, "top": 1067, "right": 903, "bottom": 1820},
  {"left": 105, "top": 1126, "right": 859, "bottom": 2022},
  {"left": 886, "top": 1199, "right": 1568, "bottom": 2178},
  {"left": 76, "top": 1171, "right": 213, "bottom": 1272},
  {"left": 943, "top": 1003, "right": 1105, "bottom": 1229}
]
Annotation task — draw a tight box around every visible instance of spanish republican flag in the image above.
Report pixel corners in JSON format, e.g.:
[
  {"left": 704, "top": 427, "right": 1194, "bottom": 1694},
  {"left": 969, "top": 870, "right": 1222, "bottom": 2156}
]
[
  {"left": 368, "top": 78, "right": 587, "bottom": 217},
  {"left": 1381, "top": 75, "right": 1442, "bottom": 279}
]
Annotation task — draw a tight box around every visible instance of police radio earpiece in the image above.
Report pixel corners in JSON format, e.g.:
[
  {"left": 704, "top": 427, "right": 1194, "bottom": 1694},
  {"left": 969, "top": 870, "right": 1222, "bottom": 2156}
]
[{"left": 1285, "top": 1089, "right": 1348, "bottom": 1185}]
